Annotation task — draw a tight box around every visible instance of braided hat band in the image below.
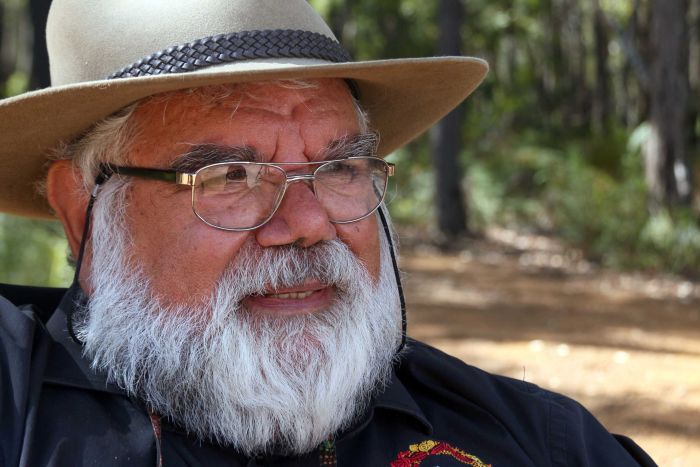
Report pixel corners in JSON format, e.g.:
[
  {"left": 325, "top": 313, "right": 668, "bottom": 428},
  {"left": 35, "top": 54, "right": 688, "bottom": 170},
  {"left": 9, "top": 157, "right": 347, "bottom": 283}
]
[{"left": 109, "top": 29, "right": 353, "bottom": 79}]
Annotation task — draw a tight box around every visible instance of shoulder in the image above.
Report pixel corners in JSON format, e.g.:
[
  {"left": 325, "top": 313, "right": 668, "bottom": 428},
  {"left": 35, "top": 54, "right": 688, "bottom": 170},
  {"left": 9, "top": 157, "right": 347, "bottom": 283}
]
[
  {"left": 0, "top": 293, "right": 42, "bottom": 349},
  {"left": 397, "top": 338, "right": 546, "bottom": 413},
  {"left": 0, "top": 283, "right": 66, "bottom": 324},
  {"left": 0, "top": 293, "right": 53, "bottom": 466},
  {"left": 0, "top": 288, "right": 58, "bottom": 361},
  {"left": 0, "top": 285, "right": 66, "bottom": 369},
  {"left": 396, "top": 339, "right": 657, "bottom": 466},
  {"left": 0, "top": 291, "right": 53, "bottom": 391}
]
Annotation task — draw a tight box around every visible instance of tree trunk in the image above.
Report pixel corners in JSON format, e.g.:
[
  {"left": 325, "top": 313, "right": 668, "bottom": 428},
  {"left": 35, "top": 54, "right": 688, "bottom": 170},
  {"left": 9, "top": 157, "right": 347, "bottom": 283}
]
[
  {"left": 542, "top": 0, "right": 563, "bottom": 111},
  {"left": 592, "top": 0, "right": 612, "bottom": 133},
  {"left": 636, "top": 0, "right": 653, "bottom": 123},
  {"left": 563, "top": 0, "right": 590, "bottom": 128},
  {"left": 592, "top": 1, "right": 657, "bottom": 131},
  {"left": 328, "top": 0, "right": 357, "bottom": 57},
  {"left": 29, "top": 0, "right": 51, "bottom": 90},
  {"left": 689, "top": 0, "right": 700, "bottom": 147},
  {"left": 0, "top": 2, "right": 8, "bottom": 92},
  {"left": 613, "top": 0, "right": 649, "bottom": 127},
  {"left": 432, "top": 0, "right": 468, "bottom": 241},
  {"left": 644, "top": 0, "right": 693, "bottom": 212}
]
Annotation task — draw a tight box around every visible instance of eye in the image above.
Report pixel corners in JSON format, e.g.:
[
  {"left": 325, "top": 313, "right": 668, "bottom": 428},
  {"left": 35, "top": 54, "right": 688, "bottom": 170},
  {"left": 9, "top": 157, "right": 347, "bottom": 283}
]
[
  {"left": 326, "top": 160, "right": 358, "bottom": 178},
  {"left": 225, "top": 166, "right": 248, "bottom": 182}
]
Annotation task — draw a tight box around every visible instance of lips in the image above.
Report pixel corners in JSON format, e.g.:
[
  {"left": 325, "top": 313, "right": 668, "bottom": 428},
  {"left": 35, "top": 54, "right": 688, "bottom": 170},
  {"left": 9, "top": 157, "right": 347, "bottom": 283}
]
[
  {"left": 265, "top": 290, "right": 315, "bottom": 299},
  {"left": 242, "top": 282, "right": 335, "bottom": 316}
]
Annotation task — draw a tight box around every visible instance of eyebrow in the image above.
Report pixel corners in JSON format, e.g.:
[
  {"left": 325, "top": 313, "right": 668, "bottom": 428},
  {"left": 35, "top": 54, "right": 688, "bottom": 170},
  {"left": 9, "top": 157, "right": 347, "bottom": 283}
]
[
  {"left": 170, "top": 144, "right": 258, "bottom": 172},
  {"left": 320, "top": 132, "right": 379, "bottom": 161},
  {"left": 169, "top": 132, "right": 379, "bottom": 172}
]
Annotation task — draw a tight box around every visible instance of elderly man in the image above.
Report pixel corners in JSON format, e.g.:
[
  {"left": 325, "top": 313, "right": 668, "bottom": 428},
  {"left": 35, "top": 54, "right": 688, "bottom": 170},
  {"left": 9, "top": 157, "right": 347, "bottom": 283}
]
[{"left": 0, "top": 0, "right": 655, "bottom": 466}]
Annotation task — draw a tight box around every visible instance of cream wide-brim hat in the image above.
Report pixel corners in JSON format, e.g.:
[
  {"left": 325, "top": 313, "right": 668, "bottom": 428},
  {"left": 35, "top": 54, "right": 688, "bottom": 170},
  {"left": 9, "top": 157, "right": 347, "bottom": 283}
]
[{"left": 0, "top": 0, "right": 488, "bottom": 219}]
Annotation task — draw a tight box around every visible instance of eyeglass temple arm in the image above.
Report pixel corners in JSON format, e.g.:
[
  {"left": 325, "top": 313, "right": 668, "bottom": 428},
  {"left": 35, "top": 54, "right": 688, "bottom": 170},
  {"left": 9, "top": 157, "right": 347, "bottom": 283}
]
[
  {"left": 101, "top": 159, "right": 393, "bottom": 186},
  {"left": 100, "top": 165, "right": 196, "bottom": 186}
]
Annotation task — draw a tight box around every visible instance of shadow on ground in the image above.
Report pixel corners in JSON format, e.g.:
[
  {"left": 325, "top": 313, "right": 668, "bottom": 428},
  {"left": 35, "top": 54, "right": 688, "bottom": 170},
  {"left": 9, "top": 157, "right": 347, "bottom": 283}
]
[{"left": 400, "top": 239, "right": 700, "bottom": 466}]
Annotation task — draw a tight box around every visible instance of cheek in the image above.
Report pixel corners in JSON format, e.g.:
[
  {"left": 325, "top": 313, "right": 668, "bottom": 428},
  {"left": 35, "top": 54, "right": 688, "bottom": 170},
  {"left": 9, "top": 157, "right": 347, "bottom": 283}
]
[
  {"left": 336, "top": 216, "right": 382, "bottom": 282},
  {"left": 122, "top": 184, "right": 251, "bottom": 305}
]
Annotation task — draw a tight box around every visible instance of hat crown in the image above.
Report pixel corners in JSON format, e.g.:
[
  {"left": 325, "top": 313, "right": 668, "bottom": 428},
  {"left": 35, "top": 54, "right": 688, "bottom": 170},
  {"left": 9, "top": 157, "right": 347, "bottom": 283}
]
[{"left": 46, "top": 0, "right": 338, "bottom": 86}]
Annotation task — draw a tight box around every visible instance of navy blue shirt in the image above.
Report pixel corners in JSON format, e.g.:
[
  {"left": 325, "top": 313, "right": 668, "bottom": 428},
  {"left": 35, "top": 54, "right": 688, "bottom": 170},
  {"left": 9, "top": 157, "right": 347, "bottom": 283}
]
[{"left": 1, "top": 285, "right": 656, "bottom": 466}]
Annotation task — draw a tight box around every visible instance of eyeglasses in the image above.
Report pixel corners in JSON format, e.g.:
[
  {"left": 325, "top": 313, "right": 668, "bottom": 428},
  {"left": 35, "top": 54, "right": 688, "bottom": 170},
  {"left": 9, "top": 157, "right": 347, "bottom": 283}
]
[{"left": 102, "top": 157, "right": 395, "bottom": 231}]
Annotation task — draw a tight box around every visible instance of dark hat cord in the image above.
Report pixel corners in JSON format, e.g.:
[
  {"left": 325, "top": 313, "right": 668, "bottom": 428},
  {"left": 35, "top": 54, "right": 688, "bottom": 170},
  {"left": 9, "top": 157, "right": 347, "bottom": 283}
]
[
  {"left": 67, "top": 170, "right": 113, "bottom": 345},
  {"left": 377, "top": 205, "right": 407, "bottom": 353}
]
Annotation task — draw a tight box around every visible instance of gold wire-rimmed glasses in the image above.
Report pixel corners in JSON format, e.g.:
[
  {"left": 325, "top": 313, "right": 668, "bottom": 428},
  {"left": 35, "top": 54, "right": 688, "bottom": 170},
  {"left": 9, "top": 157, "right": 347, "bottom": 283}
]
[{"left": 102, "top": 156, "right": 395, "bottom": 231}]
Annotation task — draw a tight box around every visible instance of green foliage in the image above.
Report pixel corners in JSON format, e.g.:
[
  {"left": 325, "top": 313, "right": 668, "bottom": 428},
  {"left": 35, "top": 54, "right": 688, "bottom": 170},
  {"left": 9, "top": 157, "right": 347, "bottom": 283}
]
[
  {"left": 638, "top": 210, "right": 700, "bottom": 275},
  {"left": 0, "top": 214, "right": 72, "bottom": 286},
  {"left": 3, "top": 71, "right": 29, "bottom": 97},
  {"left": 386, "top": 141, "right": 435, "bottom": 226},
  {"left": 1, "top": 0, "right": 698, "bottom": 284},
  {"left": 309, "top": 0, "right": 437, "bottom": 59},
  {"left": 391, "top": 121, "right": 699, "bottom": 275},
  {"left": 540, "top": 145, "right": 647, "bottom": 265},
  {"left": 307, "top": 0, "right": 699, "bottom": 276},
  {"left": 475, "top": 128, "right": 700, "bottom": 275}
]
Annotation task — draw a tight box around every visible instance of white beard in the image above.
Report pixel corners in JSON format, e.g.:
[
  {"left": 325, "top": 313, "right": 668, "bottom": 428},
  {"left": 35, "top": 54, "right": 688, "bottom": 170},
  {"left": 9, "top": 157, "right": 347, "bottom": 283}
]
[{"left": 76, "top": 181, "right": 402, "bottom": 456}]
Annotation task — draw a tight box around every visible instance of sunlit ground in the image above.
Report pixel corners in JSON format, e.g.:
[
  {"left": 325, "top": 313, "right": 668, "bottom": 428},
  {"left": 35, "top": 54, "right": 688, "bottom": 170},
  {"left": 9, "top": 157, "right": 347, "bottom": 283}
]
[{"left": 400, "top": 227, "right": 700, "bottom": 467}]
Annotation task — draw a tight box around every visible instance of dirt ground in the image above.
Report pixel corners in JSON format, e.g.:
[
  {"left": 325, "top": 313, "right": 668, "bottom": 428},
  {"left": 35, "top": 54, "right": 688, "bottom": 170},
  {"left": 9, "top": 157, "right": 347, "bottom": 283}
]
[{"left": 399, "top": 227, "right": 700, "bottom": 467}]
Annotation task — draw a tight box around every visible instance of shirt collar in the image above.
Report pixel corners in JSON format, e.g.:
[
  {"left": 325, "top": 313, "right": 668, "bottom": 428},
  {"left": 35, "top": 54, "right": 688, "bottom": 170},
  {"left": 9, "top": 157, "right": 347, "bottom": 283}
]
[
  {"left": 43, "top": 284, "right": 124, "bottom": 395},
  {"left": 375, "top": 363, "right": 433, "bottom": 433},
  {"left": 337, "top": 359, "right": 434, "bottom": 440}
]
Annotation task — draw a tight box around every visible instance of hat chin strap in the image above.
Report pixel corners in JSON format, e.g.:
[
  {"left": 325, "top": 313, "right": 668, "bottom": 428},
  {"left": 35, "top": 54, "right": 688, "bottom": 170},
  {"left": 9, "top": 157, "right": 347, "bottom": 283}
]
[
  {"left": 67, "top": 170, "right": 113, "bottom": 345},
  {"left": 67, "top": 175, "right": 408, "bottom": 353},
  {"left": 377, "top": 205, "right": 408, "bottom": 354}
]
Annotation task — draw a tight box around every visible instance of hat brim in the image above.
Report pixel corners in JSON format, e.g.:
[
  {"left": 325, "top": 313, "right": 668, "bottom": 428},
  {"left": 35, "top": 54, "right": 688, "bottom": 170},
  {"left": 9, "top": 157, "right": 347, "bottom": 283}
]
[{"left": 0, "top": 56, "right": 488, "bottom": 218}]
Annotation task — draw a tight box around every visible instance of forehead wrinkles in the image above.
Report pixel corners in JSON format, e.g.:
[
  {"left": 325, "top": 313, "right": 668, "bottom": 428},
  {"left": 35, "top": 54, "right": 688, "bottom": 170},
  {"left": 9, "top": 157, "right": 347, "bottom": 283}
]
[
  {"left": 234, "top": 90, "right": 354, "bottom": 131},
  {"left": 126, "top": 81, "right": 359, "bottom": 165},
  {"left": 135, "top": 93, "right": 242, "bottom": 129},
  {"left": 133, "top": 85, "right": 352, "bottom": 130},
  {"left": 131, "top": 78, "right": 354, "bottom": 126}
]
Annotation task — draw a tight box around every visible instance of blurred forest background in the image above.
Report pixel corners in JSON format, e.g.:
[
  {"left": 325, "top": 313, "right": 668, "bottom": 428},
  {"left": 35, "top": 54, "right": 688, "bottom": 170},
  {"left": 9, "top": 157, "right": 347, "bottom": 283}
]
[
  {"left": 1, "top": 0, "right": 699, "bottom": 284},
  {"left": 1, "top": 0, "right": 699, "bottom": 464}
]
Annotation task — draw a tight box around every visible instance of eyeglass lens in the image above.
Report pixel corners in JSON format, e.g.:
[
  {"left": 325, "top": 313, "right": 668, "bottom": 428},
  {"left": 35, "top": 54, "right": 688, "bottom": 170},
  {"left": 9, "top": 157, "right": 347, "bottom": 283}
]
[{"left": 192, "top": 157, "right": 389, "bottom": 230}]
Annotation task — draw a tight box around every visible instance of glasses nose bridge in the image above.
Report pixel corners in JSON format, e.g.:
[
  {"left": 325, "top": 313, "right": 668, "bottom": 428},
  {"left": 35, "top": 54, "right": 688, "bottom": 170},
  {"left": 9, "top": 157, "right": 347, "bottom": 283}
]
[
  {"left": 274, "top": 172, "right": 319, "bottom": 208},
  {"left": 278, "top": 172, "right": 318, "bottom": 203},
  {"left": 266, "top": 171, "right": 323, "bottom": 223},
  {"left": 282, "top": 169, "right": 315, "bottom": 192},
  {"left": 284, "top": 173, "right": 316, "bottom": 185}
]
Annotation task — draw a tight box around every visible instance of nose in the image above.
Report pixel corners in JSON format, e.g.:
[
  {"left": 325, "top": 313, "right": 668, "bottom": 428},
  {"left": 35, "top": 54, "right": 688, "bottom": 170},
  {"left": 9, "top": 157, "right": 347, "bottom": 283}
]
[{"left": 254, "top": 179, "right": 336, "bottom": 248}]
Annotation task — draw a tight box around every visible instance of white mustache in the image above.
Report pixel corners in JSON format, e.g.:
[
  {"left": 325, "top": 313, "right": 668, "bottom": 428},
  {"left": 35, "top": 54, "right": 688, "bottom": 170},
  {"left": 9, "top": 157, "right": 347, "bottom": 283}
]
[{"left": 219, "top": 239, "right": 363, "bottom": 299}]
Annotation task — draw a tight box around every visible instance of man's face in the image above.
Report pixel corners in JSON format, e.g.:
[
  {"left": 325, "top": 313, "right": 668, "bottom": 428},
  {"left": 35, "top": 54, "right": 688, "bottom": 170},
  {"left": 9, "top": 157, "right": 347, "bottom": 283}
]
[
  {"left": 54, "top": 80, "right": 401, "bottom": 454},
  {"left": 63, "top": 82, "right": 401, "bottom": 455},
  {"left": 117, "top": 79, "right": 380, "bottom": 311}
]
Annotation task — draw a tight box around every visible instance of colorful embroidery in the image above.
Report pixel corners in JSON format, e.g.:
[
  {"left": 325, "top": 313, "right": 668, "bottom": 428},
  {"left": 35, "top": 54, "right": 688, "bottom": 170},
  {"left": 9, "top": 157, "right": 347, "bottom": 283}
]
[
  {"left": 390, "top": 440, "right": 491, "bottom": 467},
  {"left": 319, "top": 438, "right": 337, "bottom": 466}
]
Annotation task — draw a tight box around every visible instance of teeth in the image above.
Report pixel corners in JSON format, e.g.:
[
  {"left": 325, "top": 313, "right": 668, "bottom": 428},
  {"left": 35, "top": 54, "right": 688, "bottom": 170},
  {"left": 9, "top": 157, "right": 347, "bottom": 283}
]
[{"left": 267, "top": 290, "right": 315, "bottom": 299}]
